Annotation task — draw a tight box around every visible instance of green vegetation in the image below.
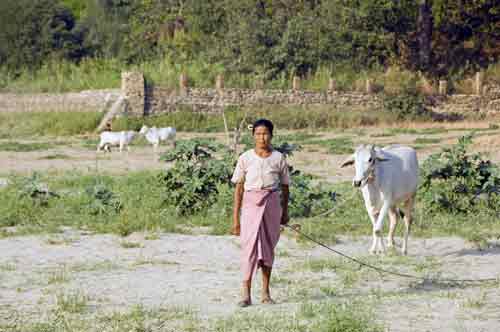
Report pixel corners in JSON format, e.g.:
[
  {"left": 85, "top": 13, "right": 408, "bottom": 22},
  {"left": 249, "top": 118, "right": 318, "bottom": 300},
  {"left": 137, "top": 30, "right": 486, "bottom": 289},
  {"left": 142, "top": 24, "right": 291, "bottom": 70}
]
[
  {"left": 1, "top": 1, "right": 499, "bottom": 92},
  {"left": 0, "top": 300, "right": 381, "bottom": 332},
  {"left": 55, "top": 290, "right": 89, "bottom": 314},
  {"left": 212, "top": 301, "right": 382, "bottom": 332},
  {"left": 308, "top": 137, "right": 355, "bottom": 154},
  {"left": 39, "top": 154, "right": 72, "bottom": 160},
  {"left": 414, "top": 137, "right": 442, "bottom": 144},
  {"left": 113, "top": 105, "right": 402, "bottom": 133},
  {"left": 0, "top": 142, "right": 54, "bottom": 152},
  {"left": 1, "top": 136, "right": 499, "bottom": 244},
  {"left": 0, "top": 111, "right": 103, "bottom": 138},
  {"left": 420, "top": 134, "right": 500, "bottom": 216}
]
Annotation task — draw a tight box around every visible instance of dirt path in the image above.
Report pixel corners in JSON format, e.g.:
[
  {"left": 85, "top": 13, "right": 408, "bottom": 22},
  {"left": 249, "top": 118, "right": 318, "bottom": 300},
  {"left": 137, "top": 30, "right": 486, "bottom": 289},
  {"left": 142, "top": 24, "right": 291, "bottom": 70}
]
[
  {"left": 1, "top": 229, "right": 499, "bottom": 331},
  {"left": 1, "top": 128, "right": 499, "bottom": 181}
]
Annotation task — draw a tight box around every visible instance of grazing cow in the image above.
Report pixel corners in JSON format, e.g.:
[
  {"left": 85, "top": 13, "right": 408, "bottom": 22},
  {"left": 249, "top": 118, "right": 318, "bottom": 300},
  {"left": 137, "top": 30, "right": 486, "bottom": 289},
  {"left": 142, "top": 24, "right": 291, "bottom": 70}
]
[
  {"left": 97, "top": 131, "right": 137, "bottom": 153},
  {"left": 341, "top": 145, "right": 419, "bottom": 255},
  {"left": 139, "top": 125, "right": 176, "bottom": 152}
]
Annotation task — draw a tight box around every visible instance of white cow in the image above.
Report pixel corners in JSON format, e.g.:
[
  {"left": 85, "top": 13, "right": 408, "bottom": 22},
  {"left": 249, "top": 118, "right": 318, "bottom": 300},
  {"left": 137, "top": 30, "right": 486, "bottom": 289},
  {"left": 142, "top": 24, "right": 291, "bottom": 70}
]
[
  {"left": 139, "top": 125, "right": 176, "bottom": 152},
  {"left": 341, "top": 145, "right": 419, "bottom": 255},
  {"left": 97, "top": 131, "right": 137, "bottom": 153}
]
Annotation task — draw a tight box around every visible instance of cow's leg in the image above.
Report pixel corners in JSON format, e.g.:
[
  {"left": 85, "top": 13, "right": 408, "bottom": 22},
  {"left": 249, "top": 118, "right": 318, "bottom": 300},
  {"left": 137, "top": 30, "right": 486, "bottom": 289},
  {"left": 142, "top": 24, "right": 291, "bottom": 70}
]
[
  {"left": 369, "top": 211, "right": 379, "bottom": 254},
  {"left": 374, "top": 200, "right": 391, "bottom": 234},
  {"left": 387, "top": 207, "right": 398, "bottom": 249},
  {"left": 402, "top": 194, "right": 415, "bottom": 255},
  {"left": 373, "top": 201, "right": 391, "bottom": 254}
]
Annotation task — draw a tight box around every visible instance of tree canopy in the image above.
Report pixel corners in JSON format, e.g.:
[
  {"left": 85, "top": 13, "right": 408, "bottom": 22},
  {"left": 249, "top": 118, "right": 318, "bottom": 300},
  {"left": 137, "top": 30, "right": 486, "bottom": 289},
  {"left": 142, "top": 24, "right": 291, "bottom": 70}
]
[{"left": 0, "top": 0, "right": 499, "bottom": 79}]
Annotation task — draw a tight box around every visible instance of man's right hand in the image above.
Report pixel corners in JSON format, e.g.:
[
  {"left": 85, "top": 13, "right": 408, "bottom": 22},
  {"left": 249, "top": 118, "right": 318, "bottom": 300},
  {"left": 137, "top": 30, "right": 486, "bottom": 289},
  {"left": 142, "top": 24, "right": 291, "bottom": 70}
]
[{"left": 231, "top": 223, "right": 240, "bottom": 236}]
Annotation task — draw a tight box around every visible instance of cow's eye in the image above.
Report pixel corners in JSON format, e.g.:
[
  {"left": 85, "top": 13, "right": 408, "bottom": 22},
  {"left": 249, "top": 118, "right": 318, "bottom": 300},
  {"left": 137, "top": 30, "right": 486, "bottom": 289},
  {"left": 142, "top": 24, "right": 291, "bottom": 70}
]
[{"left": 368, "top": 157, "right": 373, "bottom": 163}]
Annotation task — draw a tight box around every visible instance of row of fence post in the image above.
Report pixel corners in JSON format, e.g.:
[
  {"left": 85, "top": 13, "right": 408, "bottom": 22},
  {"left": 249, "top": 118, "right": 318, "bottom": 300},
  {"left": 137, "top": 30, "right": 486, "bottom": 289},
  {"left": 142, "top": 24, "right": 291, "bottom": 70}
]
[{"left": 177, "top": 72, "right": 484, "bottom": 95}]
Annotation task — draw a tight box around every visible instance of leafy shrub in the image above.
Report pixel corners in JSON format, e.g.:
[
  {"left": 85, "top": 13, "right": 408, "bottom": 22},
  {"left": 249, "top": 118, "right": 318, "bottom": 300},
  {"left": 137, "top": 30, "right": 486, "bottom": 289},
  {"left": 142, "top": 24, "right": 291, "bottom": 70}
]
[
  {"left": 20, "top": 173, "right": 59, "bottom": 207},
  {"left": 382, "top": 92, "right": 429, "bottom": 120},
  {"left": 420, "top": 135, "right": 500, "bottom": 215},
  {"left": 85, "top": 184, "right": 122, "bottom": 215},
  {"left": 289, "top": 171, "right": 337, "bottom": 218},
  {"left": 159, "top": 139, "right": 233, "bottom": 216}
]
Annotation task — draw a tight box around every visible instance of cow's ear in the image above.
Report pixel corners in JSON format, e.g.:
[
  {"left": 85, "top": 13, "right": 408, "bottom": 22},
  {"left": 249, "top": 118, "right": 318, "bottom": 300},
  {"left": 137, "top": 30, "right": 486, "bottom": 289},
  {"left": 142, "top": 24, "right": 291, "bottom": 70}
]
[{"left": 341, "top": 155, "right": 355, "bottom": 167}]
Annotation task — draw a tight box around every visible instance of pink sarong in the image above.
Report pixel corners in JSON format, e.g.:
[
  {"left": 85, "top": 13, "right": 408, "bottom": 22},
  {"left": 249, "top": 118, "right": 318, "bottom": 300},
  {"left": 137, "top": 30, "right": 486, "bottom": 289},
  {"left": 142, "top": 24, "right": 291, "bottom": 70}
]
[{"left": 240, "top": 190, "right": 282, "bottom": 281}]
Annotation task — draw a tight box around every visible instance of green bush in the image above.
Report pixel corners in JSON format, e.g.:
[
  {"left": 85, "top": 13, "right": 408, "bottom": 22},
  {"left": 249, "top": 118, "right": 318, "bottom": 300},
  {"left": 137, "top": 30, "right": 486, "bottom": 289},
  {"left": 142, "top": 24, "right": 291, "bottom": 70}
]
[
  {"left": 383, "top": 92, "right": 429, "bottom": 120},
  {"left": 84, "top": 183, "right": 122, "bottom": 216},
  {"left": 420, "top": 135, "right": 500, "bottom": 216},
  {"left": 159, "top": 139, "right": 233, "bottom": 216}
]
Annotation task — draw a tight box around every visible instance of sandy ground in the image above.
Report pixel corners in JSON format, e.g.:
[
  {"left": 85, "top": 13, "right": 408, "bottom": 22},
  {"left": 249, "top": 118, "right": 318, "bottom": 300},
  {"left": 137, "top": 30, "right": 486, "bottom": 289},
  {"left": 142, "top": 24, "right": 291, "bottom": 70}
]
[
  {"left": 0, "top": 229, "right": 499, "bottom": 331},
  {"left": 1, "top": 125, "right": 500, "bottom": 331}
]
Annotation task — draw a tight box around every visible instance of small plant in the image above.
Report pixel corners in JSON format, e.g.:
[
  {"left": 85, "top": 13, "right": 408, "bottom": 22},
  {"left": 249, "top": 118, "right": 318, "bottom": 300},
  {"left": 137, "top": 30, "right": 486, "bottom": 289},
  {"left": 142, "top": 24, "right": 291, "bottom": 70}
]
[
  {"left": 20, "top": 173, "right": 59, "bottom": 207},
  {"left": 55, "top": 290, "right": 89, "bottom": 314},
  {"left": 85, "top": 183, "right": 122, "bottom": 215},
  {"left": 120, "top": 241, "right": 143, "bottom": 249},
  {"left": 48, "top": 268, "right": 70, "bottom": 284}
]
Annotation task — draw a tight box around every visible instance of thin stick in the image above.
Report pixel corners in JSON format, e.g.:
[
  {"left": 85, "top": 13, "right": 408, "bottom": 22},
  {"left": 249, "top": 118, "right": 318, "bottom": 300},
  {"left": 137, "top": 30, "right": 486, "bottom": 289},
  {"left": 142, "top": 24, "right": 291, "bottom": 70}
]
[{"left": 221, "top": 107, "right": 231, "bottom": 148}]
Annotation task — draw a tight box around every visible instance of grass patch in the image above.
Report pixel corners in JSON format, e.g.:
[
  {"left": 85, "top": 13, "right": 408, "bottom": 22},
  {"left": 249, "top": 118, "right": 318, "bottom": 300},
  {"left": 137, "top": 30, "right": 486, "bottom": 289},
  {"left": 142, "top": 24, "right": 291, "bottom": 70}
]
[
  {"left": 212, "top": 301, "right": 382, "bottom": 332},
  {"left": 414, "top": 137, "right": 442, "bottom": 144},
  {"left": 39, "top": 153, "right": 71, "bottom": 160},
  {"left": 307, "top": 137, "right": 355, "bottom": 154},
  {"left": 0, "top": 262, "right": 16, "bottom": 272},
  {"left": 47, "top": 268, "right": 71, "bottom": 284},
  {"left": 462, "top": 292, "right": 487, "bottom": 309},
  {"left": 69, "top": 261, "right": 122, "bottom": 273},
  {"left": 112, "top": 105, "right": 401, "bottom": 133},
  {"left": 3, "top": 304, "right": 200, "bottom": 332},
  {"left": 0, "top": 141, "right": 54, "bottom": 152},
  {"left": 119, "top": 241, "right": 144, "bottom": 249},
  {"left": 0, "top": 111, "right": 104, "bottom": 138},
  {"left": 55, "top": 290, "right": 89, "bottom": 314}
]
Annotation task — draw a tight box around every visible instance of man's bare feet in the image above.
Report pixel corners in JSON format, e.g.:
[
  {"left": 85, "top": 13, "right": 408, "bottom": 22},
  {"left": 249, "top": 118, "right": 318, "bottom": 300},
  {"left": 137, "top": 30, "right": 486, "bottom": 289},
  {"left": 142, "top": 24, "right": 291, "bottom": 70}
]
[
  {"left": 261, "top": 296, "right": 275, "bottom": 304},
  {"left": 237, "top": 299, "right": 252, "bottom": 307}
]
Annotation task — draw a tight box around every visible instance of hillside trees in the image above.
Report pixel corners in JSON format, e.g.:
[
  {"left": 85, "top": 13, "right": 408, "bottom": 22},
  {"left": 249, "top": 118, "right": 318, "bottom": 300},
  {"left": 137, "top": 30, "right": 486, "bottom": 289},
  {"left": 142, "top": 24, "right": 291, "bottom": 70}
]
[
  {"left": 0, "top": 0, "right": 499, "bottom": 81},
  {"left": 0, "top": 0, "right": 85, "bottom": 72}
]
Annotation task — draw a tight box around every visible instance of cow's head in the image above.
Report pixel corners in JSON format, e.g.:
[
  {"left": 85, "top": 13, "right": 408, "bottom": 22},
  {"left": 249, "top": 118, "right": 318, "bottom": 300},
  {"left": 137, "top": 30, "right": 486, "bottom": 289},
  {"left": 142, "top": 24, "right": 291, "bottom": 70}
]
[{"left": 340, "top": 145, "right": 389, "bottom": 187}]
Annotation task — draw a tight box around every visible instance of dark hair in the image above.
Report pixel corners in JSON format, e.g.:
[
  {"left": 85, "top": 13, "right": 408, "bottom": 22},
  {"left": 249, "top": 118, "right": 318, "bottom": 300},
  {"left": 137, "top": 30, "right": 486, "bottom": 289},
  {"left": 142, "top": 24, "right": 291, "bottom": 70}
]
[{"left": 252, "top": 118, "right": 274, "bottom": 136}]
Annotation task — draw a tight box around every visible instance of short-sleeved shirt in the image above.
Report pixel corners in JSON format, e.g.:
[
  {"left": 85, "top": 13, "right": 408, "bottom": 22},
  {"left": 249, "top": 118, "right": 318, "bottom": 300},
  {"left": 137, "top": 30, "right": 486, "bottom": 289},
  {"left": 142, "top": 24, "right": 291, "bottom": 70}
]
[{"left": 231, "top": 149, "right": 290, "bottom": 191}]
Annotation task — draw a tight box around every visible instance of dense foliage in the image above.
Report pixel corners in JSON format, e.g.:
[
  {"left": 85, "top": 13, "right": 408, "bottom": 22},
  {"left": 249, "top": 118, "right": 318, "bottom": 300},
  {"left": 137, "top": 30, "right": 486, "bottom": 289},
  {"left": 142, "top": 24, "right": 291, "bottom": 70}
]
[
  {"left": 159, "top": 138, "right": 337, "bottom": 218},
  {"left": 1, "top": 0, "right": 499, "bottom": 81},
  {"left": 420, "top": 134, "right": 500, "bottom": 216}
]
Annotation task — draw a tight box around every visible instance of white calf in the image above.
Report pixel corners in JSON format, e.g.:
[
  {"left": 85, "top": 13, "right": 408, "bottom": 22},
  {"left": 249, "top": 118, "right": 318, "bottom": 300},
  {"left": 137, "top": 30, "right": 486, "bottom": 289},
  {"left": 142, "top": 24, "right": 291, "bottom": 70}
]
[
  {"left": 341, "top": 145, "right": 419, "bottom": 255},
  {"left": 97, "top": 131, "right": 137, "bottom": 153},
  {"left": 139, "top": 125, "right": 176, "bottom": 152}
]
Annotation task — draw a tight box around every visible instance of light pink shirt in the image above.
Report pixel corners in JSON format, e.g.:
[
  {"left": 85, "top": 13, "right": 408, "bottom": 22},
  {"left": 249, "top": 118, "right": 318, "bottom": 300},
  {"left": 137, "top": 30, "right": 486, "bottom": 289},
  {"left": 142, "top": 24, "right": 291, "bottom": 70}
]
[{"left": 231, "top": 149, "right": 290, "bottom": 191}]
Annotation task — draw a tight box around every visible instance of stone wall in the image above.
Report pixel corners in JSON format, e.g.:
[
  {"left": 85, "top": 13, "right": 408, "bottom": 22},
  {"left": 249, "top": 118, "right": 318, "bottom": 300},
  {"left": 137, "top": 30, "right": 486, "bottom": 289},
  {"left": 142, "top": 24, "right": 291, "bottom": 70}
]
[
  {"left": 427, "top": 85, "right": 500, "bottom": 116},
  {"left": 1, "top": 71, "right": 500, "bottom": 117},
  {"left": 0, "top": 89, "right": 121, "bottom": 113},
  {"left": 145, "top": 86, "right": 381, "bottom": 115}
]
